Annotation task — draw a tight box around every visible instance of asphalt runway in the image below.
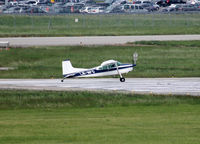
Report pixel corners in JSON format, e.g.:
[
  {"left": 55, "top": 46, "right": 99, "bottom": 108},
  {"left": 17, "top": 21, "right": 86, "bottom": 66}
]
[
  {"left": 0, "top": 35, "right": 200, "bottom": 46},
  {"left": 0, "top": 78, "right": 200, "bottom": 96}
]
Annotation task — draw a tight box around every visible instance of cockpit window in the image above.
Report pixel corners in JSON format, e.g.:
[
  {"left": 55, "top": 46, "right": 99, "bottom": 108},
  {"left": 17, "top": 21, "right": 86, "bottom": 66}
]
[
  {"left": 99, "top": 63, "right": 118, "bottom": 70},
  {"left": 109, "top": 64, "right": 116, "bottom": 68},
  {"left": 98, "top": 61, "right": 122, "bottom": 70},
  {"left": 102, "top": 65, "right": 108, "bottom": 70}
]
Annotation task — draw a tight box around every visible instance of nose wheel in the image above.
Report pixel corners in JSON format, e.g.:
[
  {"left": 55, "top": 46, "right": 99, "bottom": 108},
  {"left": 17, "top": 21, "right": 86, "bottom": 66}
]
[{"left": 120, "top": 77, "right": 125, "bottom": 82}]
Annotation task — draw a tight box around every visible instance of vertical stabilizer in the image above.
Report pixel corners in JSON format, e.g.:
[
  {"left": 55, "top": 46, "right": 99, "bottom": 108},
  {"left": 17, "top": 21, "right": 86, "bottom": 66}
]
[{"left": 62, "top": 60, "right": 74, "bottom": 75}]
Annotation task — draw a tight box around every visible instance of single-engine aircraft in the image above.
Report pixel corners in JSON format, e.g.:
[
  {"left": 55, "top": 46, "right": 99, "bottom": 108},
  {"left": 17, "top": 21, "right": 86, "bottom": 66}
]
[{"left": 61, "top": 53, "right": 138, "bottom": 82}]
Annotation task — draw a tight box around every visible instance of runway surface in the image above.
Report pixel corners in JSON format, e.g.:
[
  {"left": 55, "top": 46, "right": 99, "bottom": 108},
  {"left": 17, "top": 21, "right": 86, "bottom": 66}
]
[
  {"left": 1, "top": 35, "right": 200, "bottom": 46},
  {"left": 0, "top": 78, "right": 200, "bottom": 96}
]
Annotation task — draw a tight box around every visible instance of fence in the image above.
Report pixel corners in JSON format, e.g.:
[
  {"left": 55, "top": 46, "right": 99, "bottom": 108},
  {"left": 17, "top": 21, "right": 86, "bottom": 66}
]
[{"left": 0, "top": 12, "right": 200, "bottom": 36}]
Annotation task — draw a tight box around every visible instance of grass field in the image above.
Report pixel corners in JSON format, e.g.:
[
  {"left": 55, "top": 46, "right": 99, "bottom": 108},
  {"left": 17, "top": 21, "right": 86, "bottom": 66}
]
[
  {"left": 0, "top": 90, "right": 200, "bottom": 144},
  {"left": 0, "top": 13, "right": 200, "bottom": 36},
  {"left": 0, "top": 41, "right": 200, "bottom": 78}
]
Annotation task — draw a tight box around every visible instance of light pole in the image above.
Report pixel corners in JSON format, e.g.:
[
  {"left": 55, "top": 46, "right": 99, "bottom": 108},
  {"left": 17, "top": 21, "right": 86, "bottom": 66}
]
[
  {"left": 133, "top": 52, "right": 138, "bottom": 65},
  {"left": 5, "top": 0, "right": 8, "bottom": 6}
]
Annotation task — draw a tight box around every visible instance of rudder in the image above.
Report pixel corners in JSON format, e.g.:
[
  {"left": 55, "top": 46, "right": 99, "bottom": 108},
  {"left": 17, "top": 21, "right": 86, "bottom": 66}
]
[{"left": 62, "top": 60, "right": 74, "bottom": 75}]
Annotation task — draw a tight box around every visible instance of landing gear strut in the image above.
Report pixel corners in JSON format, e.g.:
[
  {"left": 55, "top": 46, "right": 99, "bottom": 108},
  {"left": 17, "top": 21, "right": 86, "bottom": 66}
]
[
  {"left": 61, "top": 77, "right": 66, "bottom": 82},
  {"left": 115, "top": 62, "right": 126, "bottom": 82}
]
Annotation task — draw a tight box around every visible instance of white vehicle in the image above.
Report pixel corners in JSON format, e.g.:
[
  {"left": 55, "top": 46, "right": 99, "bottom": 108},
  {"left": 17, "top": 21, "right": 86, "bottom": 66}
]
[
  {"left": 79, "top": 6, "right": 92, "bottom": 13},
  {"left": 9, "top": 1, "right": 18, "bottom": 6},
  {"left": 61, "top": 53, "right": 138, "bottom": 82},
  {"left": 19, "top": 0, "right": 38, "bottom": 6},
  {"left": 27, "top": 0, "right": 38, "bottom": 6},
  {"left": 187, "top": 0, "right": 199, "bottom": 4},
  {"left": 123, "top": 4, "right": 148, "bottom": 12},
  {"left": 88, "top": 7, "right": 105, "bottom": 13}
]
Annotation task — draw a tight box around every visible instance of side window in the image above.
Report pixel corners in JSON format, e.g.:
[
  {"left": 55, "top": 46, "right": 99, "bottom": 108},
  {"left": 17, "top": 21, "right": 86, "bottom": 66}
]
[
  {"left": 102, "top": 65, "right": 108, "bottom": 70},
  {"left": 100, "top": 64, "right": 116, "bottom": 70},
  {"left": 99, "top": 66, "right": 106, "bottom": 70},
  {"left": 131, "top": 5, "right": 135, "bottom": 9},
  {"left": 110, "top": 64, "right": 116, "bottom": 69},
  {"left": 99, "top": 62, "right": 120, "bottom": 70},
  {"left": 135, "top": 5, "right": 138, "bottom": 9}
]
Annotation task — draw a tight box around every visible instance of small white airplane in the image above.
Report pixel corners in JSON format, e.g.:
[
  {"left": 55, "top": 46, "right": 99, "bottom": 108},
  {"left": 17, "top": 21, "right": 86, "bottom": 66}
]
[{"left": 61, "top": 53, "right": 138, "bottom": 82}]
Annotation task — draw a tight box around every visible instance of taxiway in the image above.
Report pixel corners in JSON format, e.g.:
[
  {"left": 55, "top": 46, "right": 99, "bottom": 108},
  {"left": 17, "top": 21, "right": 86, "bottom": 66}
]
[
  {"left": 0, "top": 35, "right": 200, "bottom": 46},
  {"left": 0, "top": 78, "right": 199, "bottom": 96}
]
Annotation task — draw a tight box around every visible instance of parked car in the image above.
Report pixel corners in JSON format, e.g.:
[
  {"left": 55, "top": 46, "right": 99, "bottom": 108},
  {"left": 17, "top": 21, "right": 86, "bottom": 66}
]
[
  {"left": 0, "top": 5, "right": 7, "bottom": 13},
  {"left": 85, "top": 0, "right": 96, "bottom": 6},
  {"left": 25, "top": 0, "right": 38, "bottom": 6},
  {"left": 141, "top": 3, "right": 160, "bottom": 11},
  {"left": 178, "top": 4, "right": 200, "bottom": 11},
  {"left": 134, "top": 1, "right": 151, "bottom": 5},
  {"left": 88, "top": 6, "right": 105, "bottom": 13},
  {"left": 3, "top": 7, "right": 21, "bottom": 13},
  {"left": 37, "top": 1, "right": 54, "bottom": 6},
  {"left": 9, "top": 1, "right": 18, "bottom": 6},
  {"left": 24, "top": 6, "right": 46, "bottom": 13},
  {"left": 106, "top": 5, "right": 124, "bottom": 13},
  {"left": 79, "top": 6, "right": 92, "bottom": 13},
  {"left": 156, "top": 0, "right": 186, "bottom": 7},
  {"left": 161, "top": 5, "right": 178, "bottom": 12},
  {"left": 0, "top": 1, "right": 5, "bottom": 5},
  {"left": 123, "top": 4, "right": 148, "bottom": 13},
  {"left": 73, "top": 3, "right": 85, "bottom": 12}
]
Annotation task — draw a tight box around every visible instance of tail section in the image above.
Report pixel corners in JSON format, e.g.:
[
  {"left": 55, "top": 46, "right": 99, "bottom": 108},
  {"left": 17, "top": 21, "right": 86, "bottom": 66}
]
[
  {"left": 62, "top": 59, "right": 87, "bottom": 76},
  {"left": 62, "top": 60, "right": 75, "bottom": 75}
]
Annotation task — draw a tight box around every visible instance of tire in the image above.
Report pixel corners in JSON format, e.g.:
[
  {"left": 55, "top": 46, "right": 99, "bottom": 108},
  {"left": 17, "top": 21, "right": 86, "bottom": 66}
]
[
  {"left": 120, "top": 77, "right": 125, "bottom": 82},
  {"left": 61, "top": 80, "right": 64, "bottom": 82}
]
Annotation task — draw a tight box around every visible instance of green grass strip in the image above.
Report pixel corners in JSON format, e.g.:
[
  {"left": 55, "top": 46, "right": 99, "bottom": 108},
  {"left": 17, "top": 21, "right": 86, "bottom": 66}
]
[
  {"left": 0, "top": 90, "right": 199, "bottom": 109},
  {"left": 0, "top": 90, "right": 200, "bottom": 144},
  {"left": 0, "top": 41, "right": 200, "bottom": 78}
]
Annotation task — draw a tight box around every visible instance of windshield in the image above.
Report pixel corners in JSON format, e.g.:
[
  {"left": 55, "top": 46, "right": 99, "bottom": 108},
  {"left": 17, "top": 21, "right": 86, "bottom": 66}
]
[{"left": 117, "top": 62, "right": 121, "bottom": 66}]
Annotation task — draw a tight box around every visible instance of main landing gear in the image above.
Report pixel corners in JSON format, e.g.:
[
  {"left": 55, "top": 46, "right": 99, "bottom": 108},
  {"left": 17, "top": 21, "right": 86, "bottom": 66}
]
[
  {"left": 120, "top": 77, "right": 125, "bottom": 82},
  {"left": 61, "top": 77, "right": 66, "bottom": 82},
  {"left": 115, "top": 63, "right": 125, "bottom": 82}
]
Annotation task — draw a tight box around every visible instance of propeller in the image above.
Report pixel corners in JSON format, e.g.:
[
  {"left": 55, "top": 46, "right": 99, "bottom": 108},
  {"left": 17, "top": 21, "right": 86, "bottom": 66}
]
[{"left": 133, "top": 52, "right": 138, "bottom": 65}]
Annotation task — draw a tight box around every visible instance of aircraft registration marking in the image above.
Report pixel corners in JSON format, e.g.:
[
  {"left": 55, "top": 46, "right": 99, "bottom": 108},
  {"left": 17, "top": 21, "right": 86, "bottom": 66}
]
[{"left": 80, "top": 70, "right": 95, "bottom": 76}]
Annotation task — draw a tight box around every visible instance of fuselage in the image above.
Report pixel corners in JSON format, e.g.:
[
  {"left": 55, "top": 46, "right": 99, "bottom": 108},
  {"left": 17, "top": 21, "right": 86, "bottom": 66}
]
[{"left": 63, "top": 63, "right": 135, "bottom": 78}]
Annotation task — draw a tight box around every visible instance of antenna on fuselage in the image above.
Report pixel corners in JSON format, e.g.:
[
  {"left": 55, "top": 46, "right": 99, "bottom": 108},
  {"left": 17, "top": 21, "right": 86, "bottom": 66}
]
[{"left": 133, "top": 52, "right": 138, "bottom": 65}]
